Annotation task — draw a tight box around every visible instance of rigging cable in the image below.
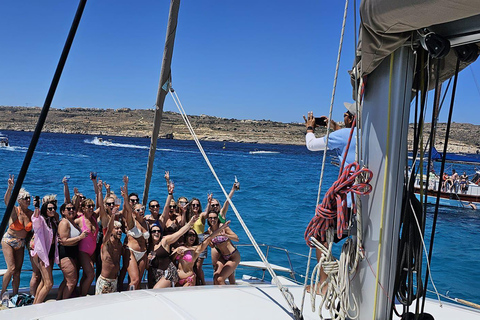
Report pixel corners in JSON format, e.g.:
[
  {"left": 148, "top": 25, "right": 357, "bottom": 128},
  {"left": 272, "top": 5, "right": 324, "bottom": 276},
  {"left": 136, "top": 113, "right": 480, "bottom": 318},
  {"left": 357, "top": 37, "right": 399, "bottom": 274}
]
[
  {"left": 168, "top": 88, "right": 303, "bottom": 320},
  {"left": 0, "top": 0, "right": 87, "bottom": 241},
  {"left": 421, "top": 55, "right": 461, "bottom": 314}
]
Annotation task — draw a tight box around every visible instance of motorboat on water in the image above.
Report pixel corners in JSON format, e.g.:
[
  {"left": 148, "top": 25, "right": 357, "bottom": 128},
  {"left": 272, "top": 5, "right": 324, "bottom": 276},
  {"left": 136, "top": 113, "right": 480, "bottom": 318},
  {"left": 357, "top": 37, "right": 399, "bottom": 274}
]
[
  {"left": 2, "top": 0, "right": 480, "bottom": 319},
  {"left": 0, "top": 138, "right": 9, "bottom": 147},
  {"left": 414, "top": 170, "right": 480, "bottom": 209}
]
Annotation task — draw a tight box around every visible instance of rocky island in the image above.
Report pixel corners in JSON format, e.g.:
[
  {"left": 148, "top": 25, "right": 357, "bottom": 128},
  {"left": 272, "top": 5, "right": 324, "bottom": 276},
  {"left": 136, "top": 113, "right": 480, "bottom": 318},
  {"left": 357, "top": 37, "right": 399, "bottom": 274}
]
[{"left": 0, "top": 106, "right": 479, "bottom": 154}]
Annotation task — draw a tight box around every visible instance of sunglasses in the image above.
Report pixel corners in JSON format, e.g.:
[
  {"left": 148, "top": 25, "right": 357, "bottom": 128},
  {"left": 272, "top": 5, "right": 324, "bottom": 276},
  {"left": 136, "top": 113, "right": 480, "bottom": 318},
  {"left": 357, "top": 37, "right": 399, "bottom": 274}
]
[
  {"left": 22, "top": 196, "right": 31, "bottom": 200},
  {"left": 66, "top": 207, "right": 75, "bottom": 211},
  {"left": 151, "top": 230, "right": 161, "bottom": 234},
  {"left": 169, "top": 205, "right": 177, "bottom": 209},
  {"left": 86, "top": 204, "right": 95, "bottom": 208},
  {"left": 150, "top": 204, "right": 160, "bottom": 208},
  {"left": 135, "top": 207, "right": 145, "bottom": 213},
  {"left": 47, "top": 207, "right": 56, "bottom": 211},
  {"left": 130, "top": 198, "right": 139, "bottom": 203},
  {"left": 211, "top": 204, "right": 220, "bottom": 208},
  {"left": 188, "top": 233, "right": 196, "bottom": 237},
  {"left": 105, "top": 202, "right": 115, "bottom": 207},
  {"left": 179, "top": 201, "right": 188, "bottom": 204},
  {"left": 192, "top": 204, "right": 200, "bottom": 207},
  {"left": 208, "top": 216, "right": 218, "bottom": 220}
]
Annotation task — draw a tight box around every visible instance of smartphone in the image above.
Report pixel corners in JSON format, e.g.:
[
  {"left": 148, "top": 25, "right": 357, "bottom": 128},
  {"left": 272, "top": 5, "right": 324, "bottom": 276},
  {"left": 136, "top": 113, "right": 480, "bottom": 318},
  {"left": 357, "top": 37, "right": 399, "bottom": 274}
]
[
  {"left": 34, "top": 196, "right": 40, "bottom": 208},
  {"left": 90, "top": 171, "right": 97, "bottom": 179},
  {"left": 315, "top": 117, "right": 327, "bottom": 126}
]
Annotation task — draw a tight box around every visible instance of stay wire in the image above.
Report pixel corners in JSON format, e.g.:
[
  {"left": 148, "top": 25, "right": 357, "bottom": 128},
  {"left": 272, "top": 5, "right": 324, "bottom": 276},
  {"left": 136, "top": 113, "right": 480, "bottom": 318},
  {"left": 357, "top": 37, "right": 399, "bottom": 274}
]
[
  {"left": 169, "top": 88, "right": 303, "bottom": 320},
  {"left": 0, "top": 0, "right": 87, "bottom": 241},
  {"left": 301, "top": 0, "right": 350, "bottom": 316}
]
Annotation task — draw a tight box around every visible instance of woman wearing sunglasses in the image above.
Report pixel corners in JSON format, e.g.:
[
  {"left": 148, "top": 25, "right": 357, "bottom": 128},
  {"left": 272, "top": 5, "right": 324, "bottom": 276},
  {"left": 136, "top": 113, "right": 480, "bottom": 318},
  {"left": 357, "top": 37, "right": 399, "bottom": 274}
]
[
  {"left": 121, "top": 176, "right": 150, "bottom": 290},
  {"left": 173, "top": 221, "right": 230, "bottom": 286},
  {"left": 147, "top": 215, "right": 198, "bottom": 288},
  {"left": 207, "top": 211, "right": 240, "bottom": 285},
  {"left": 30, "top": 199, "right": 59, "bottom": 304},
  {"left": 1, "top": 175, "right": 33, "bottom": 298},
  {"left": 75, "top": 198, "right": 98, "bottom": 296},
  {"left": 57, "top": 202, "right": 87, "bottom": 299}
]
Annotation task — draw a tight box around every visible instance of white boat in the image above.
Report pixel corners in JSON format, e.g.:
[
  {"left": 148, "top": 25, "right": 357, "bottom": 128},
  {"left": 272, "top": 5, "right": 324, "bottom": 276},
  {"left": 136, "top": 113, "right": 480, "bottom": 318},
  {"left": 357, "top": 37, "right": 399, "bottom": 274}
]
[
  {"left": 0, "top": 138, "right": 9, "bottom": 148},
  {"left": 3, "top": 1, "right": 480, "bottom": 319},
  {"left": 249, "top": 150, "right": 280, "bottom": 155}
]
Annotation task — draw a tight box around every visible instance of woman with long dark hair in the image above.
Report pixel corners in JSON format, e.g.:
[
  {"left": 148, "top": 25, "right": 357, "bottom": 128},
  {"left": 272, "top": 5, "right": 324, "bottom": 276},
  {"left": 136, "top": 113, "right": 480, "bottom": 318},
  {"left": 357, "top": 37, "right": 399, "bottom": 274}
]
[{"left": 30, "top": 199, "right": 59, "bottom": 304}]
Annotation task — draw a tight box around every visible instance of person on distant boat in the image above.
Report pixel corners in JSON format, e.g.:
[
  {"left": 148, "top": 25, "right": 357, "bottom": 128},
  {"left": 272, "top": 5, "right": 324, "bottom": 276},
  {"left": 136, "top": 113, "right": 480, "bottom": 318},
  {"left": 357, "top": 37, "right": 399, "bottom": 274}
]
[
  {"left": 147, "top": 216, "right": 198, "bottom": 288},
  {"left": 450, "top": 169, "right": 459, "bottom": 192},
  {"left": 460, "top": 171, "right": 469, "bottom": 193},
  {"left": 30, "top": 198, "right": 59, "bottom": 304},
  {"left": 56, "top": 202, "right": 87, "bottom": 300},
  {"left": 207, "top": 211, "right": 240, "bottom": 285},
  {"left": 75, "top": 198, "right": 98, "bottom": 296},
  {"left": 96, "top": 214, "right": 123, "bottom": 294},
  {"left": 1, "top": 176, "right": 33, "bottom": 297},
  {"left": 121, "top": 176, "right": 150, "bottom": 290},
  {"left": 173, "top": 221, "right": 231, "bottom": 287}
]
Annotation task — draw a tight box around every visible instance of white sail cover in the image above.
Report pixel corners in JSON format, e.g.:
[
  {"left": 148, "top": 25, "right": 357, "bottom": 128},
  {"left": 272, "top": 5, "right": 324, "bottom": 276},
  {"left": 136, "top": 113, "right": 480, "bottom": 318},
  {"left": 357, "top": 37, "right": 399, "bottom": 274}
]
[{"left": 357, "top": 0, "right": 480, "bottom": 78}]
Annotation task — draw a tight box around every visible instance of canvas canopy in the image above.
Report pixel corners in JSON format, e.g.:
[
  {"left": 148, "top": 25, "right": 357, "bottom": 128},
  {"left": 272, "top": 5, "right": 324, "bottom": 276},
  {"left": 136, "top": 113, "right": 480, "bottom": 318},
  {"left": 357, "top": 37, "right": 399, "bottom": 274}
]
[{"left": 354, "top": 0, "right": 480, "bottom": 82}]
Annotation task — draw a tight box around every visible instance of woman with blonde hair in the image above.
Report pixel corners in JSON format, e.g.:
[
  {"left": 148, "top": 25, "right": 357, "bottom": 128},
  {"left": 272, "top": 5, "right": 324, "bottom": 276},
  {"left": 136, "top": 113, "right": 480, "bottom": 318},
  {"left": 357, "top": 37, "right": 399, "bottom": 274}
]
[{"left": 1, "top": 175, "right": 33, "bottom": 297}]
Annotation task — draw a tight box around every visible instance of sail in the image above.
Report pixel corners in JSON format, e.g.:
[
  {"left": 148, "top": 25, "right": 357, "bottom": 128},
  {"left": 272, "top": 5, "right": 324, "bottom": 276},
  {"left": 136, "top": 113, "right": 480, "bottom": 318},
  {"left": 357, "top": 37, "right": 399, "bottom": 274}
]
[{"left": 355, "top": 0, "right": 480, "bottom": 80}]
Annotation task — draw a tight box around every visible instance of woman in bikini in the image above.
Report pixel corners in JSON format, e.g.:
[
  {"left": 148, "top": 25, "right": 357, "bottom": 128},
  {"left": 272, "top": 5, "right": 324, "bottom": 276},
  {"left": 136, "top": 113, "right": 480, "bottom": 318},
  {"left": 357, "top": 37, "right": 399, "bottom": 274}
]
[
  {"left": 75, "top": 198, "right": 98, "bottom": 296},
  {"left": 173, "top": 221, "right": 231, "bottom": 286},
  {"left": 57, "top": 202, "right": 87, "bottom": 299},
  {"left": 121, "top": 176, "right": 150, "bottom": 290},
  {"left": 30, "top": 198, "right": 59, "bottom": 304},
  {"left": 1, "top": 175, "right": 33, "bottom": 297},
  {"left": 207, "top": 211, "right": 240, "bottom": 285},
  {"left": 147, "top": 215, "right": 198, "bottom": 288}
]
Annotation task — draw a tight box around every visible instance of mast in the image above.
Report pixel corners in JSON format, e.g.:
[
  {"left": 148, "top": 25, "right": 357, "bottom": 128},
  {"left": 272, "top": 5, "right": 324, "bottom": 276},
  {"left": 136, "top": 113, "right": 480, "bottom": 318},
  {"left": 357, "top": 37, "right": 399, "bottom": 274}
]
[
  {"left": 142, "top": 0, "right": 180, "bottom": 206},
  {"left": 352, "top": 47, "right": 415, "bottom": 319}
]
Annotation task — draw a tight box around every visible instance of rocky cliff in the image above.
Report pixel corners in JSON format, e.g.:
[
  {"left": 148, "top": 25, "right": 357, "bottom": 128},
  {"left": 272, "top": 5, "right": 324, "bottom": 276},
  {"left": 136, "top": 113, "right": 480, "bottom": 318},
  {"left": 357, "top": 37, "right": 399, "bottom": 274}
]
[{"left": 1, "top": 106, "right": 479, "bottom": 153}]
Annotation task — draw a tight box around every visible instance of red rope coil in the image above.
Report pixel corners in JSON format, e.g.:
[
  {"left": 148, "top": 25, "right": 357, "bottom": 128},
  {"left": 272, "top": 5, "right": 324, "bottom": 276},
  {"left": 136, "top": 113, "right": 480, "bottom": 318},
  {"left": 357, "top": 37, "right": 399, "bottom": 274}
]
[{"left": 304, "top": 162, "right": 373, "bottom": 245}]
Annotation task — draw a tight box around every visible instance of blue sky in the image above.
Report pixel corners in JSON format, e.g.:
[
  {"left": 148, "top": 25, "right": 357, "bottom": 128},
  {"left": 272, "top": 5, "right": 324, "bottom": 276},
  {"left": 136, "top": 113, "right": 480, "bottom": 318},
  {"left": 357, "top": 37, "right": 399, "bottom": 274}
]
[{"left": 1, "top": 1, "right": 479, "bottom": 124}]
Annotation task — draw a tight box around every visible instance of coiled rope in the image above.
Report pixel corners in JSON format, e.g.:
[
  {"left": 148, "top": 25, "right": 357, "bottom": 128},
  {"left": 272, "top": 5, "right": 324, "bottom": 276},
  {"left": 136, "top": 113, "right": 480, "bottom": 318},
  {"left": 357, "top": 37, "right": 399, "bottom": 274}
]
[
  {"left": 168, "top": 87, "right": 303, "bottom": 320},
  {"left": 304, "top": 162, "right": 373, "bottom": 244}
]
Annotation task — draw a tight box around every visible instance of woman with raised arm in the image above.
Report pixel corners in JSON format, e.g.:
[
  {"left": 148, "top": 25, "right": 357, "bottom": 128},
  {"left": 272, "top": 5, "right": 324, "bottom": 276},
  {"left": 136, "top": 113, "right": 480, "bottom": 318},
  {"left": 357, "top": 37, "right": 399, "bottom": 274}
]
[
  {"left": 191, "top": 195, "right": 210, "bottom": 285},
  {"left": 147, "top": 215, "right": 198, "bottom": 288},
  {"left": 57, "top": 202, "right": 87, "bottom": 300},
  {"left": 173, "top": 221, "right": 231, "bottom": 287},
  {"left": 207, "top": 211, "right": 240, "bottom": 285},
  {"left": 30, "top": 198, "right": 59, "bottom": 304},
  {"left": 209, "top": 180, "right": 240, "bottom": 284},
  {"left": 122, "top": 176, "right": 150, "bottom": 290},
  {"left": 75, "top": 197, "right": 98, "bottom": 296},
  {"left": 1, "top": 175, "right": 33, "bottom": 297}
]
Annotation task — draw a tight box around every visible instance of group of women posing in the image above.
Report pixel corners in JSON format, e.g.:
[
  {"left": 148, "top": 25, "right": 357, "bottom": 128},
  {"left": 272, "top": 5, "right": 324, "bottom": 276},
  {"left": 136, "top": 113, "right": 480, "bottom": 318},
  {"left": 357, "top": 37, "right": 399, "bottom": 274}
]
[{"left": 1, "top": 171, "right": 241, "bottom": 304}]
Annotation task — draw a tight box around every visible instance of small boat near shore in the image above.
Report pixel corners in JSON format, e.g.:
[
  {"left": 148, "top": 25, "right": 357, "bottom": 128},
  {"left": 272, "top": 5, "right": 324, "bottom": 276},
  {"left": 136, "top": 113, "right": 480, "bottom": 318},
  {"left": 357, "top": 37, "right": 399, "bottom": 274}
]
[{"left": 249, "top": 149, "right": 280, "bottom": 155}]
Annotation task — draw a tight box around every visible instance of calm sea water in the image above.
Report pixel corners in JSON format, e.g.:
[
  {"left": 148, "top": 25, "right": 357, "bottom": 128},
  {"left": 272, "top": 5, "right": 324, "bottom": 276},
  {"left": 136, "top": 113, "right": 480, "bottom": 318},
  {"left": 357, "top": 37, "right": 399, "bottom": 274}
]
[{"left": 0, "top": 129, "right": 479, "bottom": 305}]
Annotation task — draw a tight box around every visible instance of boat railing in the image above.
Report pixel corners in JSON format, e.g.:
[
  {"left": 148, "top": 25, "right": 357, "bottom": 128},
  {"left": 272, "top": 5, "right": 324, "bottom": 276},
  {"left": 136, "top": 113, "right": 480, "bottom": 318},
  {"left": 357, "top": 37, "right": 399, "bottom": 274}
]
[{"left": 235, "top": 243, "right": 309, "bottom": 284}]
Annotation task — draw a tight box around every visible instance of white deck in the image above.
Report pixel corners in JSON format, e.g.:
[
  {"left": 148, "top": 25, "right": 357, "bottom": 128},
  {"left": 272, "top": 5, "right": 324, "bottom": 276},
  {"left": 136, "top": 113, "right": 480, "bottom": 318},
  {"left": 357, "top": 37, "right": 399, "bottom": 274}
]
[{"left": 2, "top": 279, "right": 479, "bottom": 319}]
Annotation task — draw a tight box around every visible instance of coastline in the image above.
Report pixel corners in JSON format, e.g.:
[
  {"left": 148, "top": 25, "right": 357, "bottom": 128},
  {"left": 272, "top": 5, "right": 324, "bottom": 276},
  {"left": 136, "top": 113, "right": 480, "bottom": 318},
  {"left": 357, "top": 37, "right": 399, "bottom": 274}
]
[{"left": 1, "top": 106, "right": 479, "bottom": 153}]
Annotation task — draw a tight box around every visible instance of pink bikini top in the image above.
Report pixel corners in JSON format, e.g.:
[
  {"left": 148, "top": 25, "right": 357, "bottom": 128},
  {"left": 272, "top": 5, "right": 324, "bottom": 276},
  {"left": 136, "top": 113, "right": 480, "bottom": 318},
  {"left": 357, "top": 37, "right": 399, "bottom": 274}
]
[{"left": 176, "top": 250, "right": 193, "bottom": 263}]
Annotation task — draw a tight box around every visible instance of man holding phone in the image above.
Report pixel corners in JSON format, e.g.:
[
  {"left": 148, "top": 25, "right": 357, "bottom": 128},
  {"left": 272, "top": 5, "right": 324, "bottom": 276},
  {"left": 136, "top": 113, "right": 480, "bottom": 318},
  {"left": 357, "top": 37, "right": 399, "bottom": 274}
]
[{"left": 303, "top": 102, "right": 357, "bottom": 166}]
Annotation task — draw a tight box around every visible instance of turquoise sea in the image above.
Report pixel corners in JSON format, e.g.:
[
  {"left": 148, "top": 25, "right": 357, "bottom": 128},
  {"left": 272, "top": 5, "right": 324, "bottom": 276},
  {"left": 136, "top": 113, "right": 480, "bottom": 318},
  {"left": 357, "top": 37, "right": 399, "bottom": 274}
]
[{"left": 0, "top": 129, "right": 479, "bottom": 305}]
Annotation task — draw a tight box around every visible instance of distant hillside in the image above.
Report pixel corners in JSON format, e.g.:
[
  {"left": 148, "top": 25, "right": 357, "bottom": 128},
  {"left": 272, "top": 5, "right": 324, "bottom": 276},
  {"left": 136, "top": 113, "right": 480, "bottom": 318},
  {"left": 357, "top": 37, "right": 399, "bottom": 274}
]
[{"left": 0, "top": 106, "right": 479, "bottom": 153}]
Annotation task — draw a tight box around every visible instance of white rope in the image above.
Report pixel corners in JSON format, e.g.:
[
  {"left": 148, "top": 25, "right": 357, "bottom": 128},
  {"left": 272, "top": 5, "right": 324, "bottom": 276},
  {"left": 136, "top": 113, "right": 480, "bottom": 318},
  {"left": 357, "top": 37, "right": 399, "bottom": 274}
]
[
  {"left": 168, "top": 88, "right": 302, "bottom": 319},
  {"left": 309, "top": 237, "right": 359, "bottom": 320}
]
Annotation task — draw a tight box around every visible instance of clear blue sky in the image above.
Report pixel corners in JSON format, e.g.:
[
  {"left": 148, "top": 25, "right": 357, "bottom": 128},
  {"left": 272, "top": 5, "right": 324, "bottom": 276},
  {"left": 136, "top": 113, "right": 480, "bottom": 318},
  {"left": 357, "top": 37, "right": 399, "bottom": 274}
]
[{"left": 1, "top": 1, "right": 479, "bottom": 124}]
